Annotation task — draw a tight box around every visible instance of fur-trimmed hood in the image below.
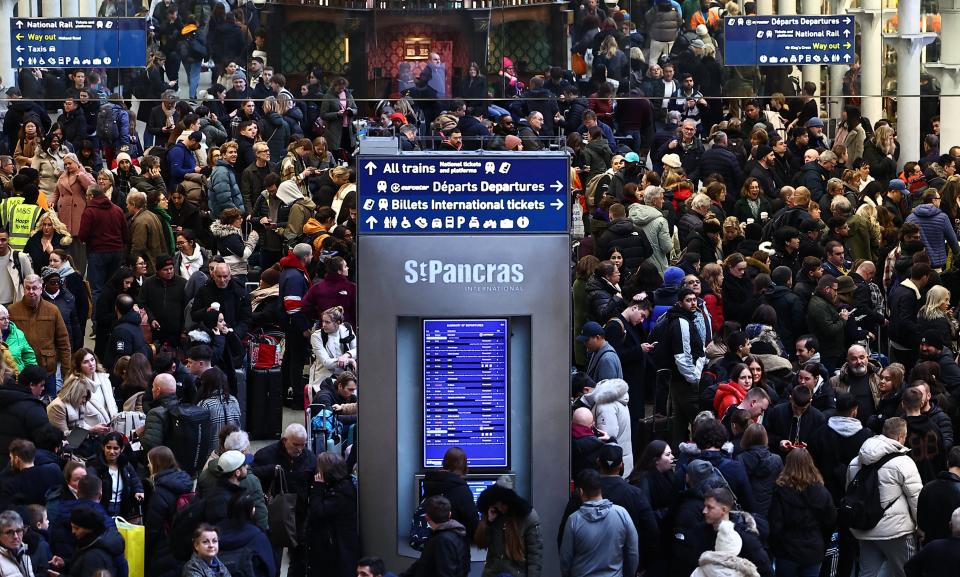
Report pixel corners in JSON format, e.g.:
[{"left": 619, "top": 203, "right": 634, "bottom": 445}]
[
  {"left": 582, "top": 378, "right": 629, "bottom": 407},
  {"left": 210, "top": 220, "right": 241, "bottom": 239},
  {"left": 693, "top": 551, "right": 760, "bottom": 577},
  {"left": 475, "top": 483, "right": 533, "bottom": 518}
]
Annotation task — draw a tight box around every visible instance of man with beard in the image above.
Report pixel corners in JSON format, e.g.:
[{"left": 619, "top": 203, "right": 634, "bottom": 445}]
[
  {"left": 828, "top": 345, "right": 881, "bottom": 427},
  {"left": 919, "top": 330, "right": 960, "bottom": 391},
  {"left": 805, "top": 275, "right": 851, "bottom": 372}
]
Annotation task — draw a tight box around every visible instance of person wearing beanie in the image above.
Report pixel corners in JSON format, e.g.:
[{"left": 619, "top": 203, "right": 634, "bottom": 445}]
[
  {"left": 139, "top": 253, "right": 187, "bottom": 348},
  {"left": 691, "top": 518, "right": 760, "bottom": 577},
  {"left": 504, "top": 134, "right": 522, "bottom": 151},
  {"left": 57, "top": 504, "right": 123, "bottom": 577},
  {"left": 251, "top": 264, "right": 283, "bottom": 327},
  {"left": 278, "top": 243, "right": 313, "bottom": 402},
  {"left": 805, "top": 274, "right": 851, "bottom": 372},
  {"left": 474, "top": 479, "right": 544, "bottom": 577},
  {"left": 224, "top": 69, "right": 252, "bottom": 116}
]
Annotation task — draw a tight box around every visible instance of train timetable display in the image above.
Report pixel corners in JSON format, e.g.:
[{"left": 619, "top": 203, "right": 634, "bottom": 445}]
[{"left": 423, "top": 319, "right": 509, "bottom": 469}]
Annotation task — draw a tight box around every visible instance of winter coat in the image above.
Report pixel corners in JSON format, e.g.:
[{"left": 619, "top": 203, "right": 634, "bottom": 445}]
[
  {"left": 699, "top": 146, "right": 744, "bottom": 193},
  {"left": 260, "top": 111, "right": 290, "bottom": 162},
  {"left": 422, "top": 470, "right": 480, "bottom": 540},
  {"left": 218, "top": 520, "right": 275, "bottom": 577},
  {"left": 597, "top": 219, "right": 649, "bottom": 273},
  {"left": 906, "top": 203, "right": 959, "bottom": 268},
  {"left": 77, "top": 194, "right": 128, "bottom": 253},
  {"left": 694, "top": 450, "right": 758, "bottom": 514},
  {"left": 736, "top": 445, "right": 783, "bottom": 517},
  {"left": 87, "top": 453, "right": 144, "bottom": 519},
  {"left": 628, "top": 203, "right": 672, "bottom": 274},
  {"left": 846, "top": 434, "right": 923, "bottom": 541},
  {"left": 582, "top": 379, "right": 633, "bottom": 476},
  {"left": 768, "top": 484, "right": 836, "bottom": 563},
  {"left": 319, "top": 90, "right": 358, "bottom": 152},
  {"left": 306, "top": 476, "right": 359, "bottom": 577},
  {"left": 138, "top": 273, "right": 187, "bottom": 339},
  {"left": 51, "top": 169, "right": 95, "bottom": 235},
  {"left": 796, "top": 161, "right": 829, "bottom": 202},
  {"left": 559, "top": 499, "right": 638, "bottom": 577},
  {"left": 645, "top": 5, "right": 682, "bottom": 43},
  {"left": 400, "top": 519, "right": 470, "bottom": 577},
  {"left": 190, "top": 278, "right": 253, "bottom": 338},
  {"left": 806, "top": 294, "right": 845, "bottom": 357},
  {"left": 714, "top": 381, "right": 746, "bottom": 419},
  {"left": 762, "top": 285, "right": 805, "bottom": 349},
  {"left": 128, "top": 208, "right": 166, "bottom": 275},
  {"left": 917, "top": 471, "right": 960, "bottom": 544},
  {"left": 904, "top": 537, "right": 960, "bottom": 577},
  {"left": 830, "top": 361, "right": 882, "bottom": 426},
  {"left": 67, "top": 529, "right": 124, "bottom": 577},
  {"left": 8, "top": 299, "right": 70, "bottom": 374},
  {"left": 0, "top": 384, "right": 48, "bottom": 468},
  {"left": 477, "top": 507, "right": 542, "bottom": 577},
  {"left": 210, "top": 221, "right": 258, "bottom": 278},
  {"left": 722, "top": 275, "right": 754, "bottom": 327},
  {"left": 0, "top": 544, "right": 34, "bottom": 577},
  {"left": 808, "top": 416, "right": 873, "bottom": 503},
  {"left": 582, "top": 138, "right": 613, "bottom": 182},
  {"left": 1, "top": 322, "right": 35, "bottom": 373},
  {"left": 904, "top": 412, "right": 945, "bottom": 484},
  {"left": 861, "top": 139, "right": 897, "bottom": 186},
  {"left": 181, "top": 554, "right": 232, "bottom": 577},
  {"left": 139, "top": 393, "right": 179, "bottom": 454},
  {"left": 145, "top": 468, "right": 192, "bottom": 576},
  {"left": 208, "top": 160, "right": 244, "bottom": 217},
  {"left": 661, "top": 304, "right": 706, "bottom": 384},
  {"left": 889, "top": 280, "right": 923, "bottom": 350},
  {"left": 105, "top": 309, "right": 151, "bottom": 371},
  {"left": 585, "top": 274, "right": 625, "bottom": 324},
  {"left": 764, "top": 402, "right": 825, "bottom": 456}
]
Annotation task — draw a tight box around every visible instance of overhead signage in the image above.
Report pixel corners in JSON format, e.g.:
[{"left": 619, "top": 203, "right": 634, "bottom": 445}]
[
  {"left": 723, "top": 15, "right": 855, "bottom": 66},
  {"left": 10, "top": 18, "right": 148, "bottom": 68},
  {"left": 358, "top": 154, "right": 569, "bottom": 234},
  {"left": 423, "top": 319, "right": 509, "bottom": 469}
]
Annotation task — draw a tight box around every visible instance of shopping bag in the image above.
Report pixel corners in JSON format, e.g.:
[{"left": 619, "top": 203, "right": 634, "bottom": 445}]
[
  {"left": 115, "top": 516, "right": 145, "bottom": 577},
  {"left": 267, "top": 467, "right": 298, "bottom": 548}
]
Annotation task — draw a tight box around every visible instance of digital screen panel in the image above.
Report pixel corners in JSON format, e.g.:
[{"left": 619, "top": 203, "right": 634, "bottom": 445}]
[
  {"left": 423, "top": 319, "right": 509, "bottom": 468},
  {"left": 416, "top": 475, "right": 505, "bottom": 505}
]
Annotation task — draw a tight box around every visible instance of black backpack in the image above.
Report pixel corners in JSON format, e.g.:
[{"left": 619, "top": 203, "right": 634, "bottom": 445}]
[
  {"left": 408, "top": 498, "right": 432, "bottom": 551},
  {"left": 647, "top": 313, "right": 673, "bottom": 370},
  {"left": 219, "top": 547, "right": 258, "bottom": 577},
  {"left": 839, "top": 452, "right": 901, "bottom": 530},
  {"left": 97, "top": 105, "right": 120, "bottom": 144},
  {"left": 164, "top": 403, "right": 212, "bottom": 478},
  {"left": 169, "top": 493, "right": 208, "bottom": 561}
]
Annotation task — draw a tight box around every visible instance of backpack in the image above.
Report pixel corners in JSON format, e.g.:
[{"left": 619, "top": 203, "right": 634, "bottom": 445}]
[
  {"left": 169, "top": 492, "right": 207, "bottom": 561},
  {"left": 164, "top": 404, "right": 212, "bottom": 478},
  {"left": 10, "top": 251, "right": 23, "bottom": 286},
  {"left": 110, "top": 410, "right": 146, "bottom": 438},
  {"left": 760, "top": 207, "right": 802, "bottom": 241},
  {"left": 839, "top": 453, "right": 901, "bottom": 530},
  {"left": 585, "top": 172, "right": 612, "bottom": 209},
  {"left": 218, "top": 547, "right": 258, "bottom": 577},
  {"left": 409, "top": 498, "right": 432, "bottom": 551},
  {"left": 97, "top": 105, "right": 120, "bottom": 144},
  {"left": 320, "top": 322, "right": 356, "bottom": 354},
  {"left": 646, "top": 313, "right": 673, "bottom": 370}
]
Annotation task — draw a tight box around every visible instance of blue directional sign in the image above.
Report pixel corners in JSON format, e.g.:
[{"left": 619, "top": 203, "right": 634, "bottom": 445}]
[
  {"left": 724, "top": 15, "right": 855, "bottom": 67},
  {"left": 358, "top": 154, "right": 569, "bottom": 235},
  {"left": 10, "top": 18, "right": 147, "bottom": 69}
]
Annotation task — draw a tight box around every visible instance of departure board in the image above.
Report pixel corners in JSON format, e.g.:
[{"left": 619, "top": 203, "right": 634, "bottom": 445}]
[{"left": 423, "top": 319, "right": 509, "bottom": 468}]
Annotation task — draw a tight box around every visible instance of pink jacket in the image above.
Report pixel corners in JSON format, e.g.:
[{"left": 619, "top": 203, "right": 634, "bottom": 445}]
[{"left": 51, "top": 169, "right": 96, "bottom": 234}]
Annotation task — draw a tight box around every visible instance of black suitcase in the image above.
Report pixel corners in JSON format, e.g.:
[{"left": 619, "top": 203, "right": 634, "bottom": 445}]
[
  {"left": 234, "top": 367, "right": 247, "bottom": 429},
  {"left": 247, "top": 366, "right": 283, "bottom": 440}
]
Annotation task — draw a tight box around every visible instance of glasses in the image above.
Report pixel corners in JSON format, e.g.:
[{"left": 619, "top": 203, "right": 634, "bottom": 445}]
[
  {"left": 685, "top": 279, "right": 701, "bottom": 285},
  {"left": 1, "top": 528, "right": 23, "bottom": 536}
]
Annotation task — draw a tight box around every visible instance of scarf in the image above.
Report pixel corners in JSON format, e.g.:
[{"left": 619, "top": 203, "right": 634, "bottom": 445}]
[
  {"left": 180, "top": 249, "right": 203, "bottom": 279},
  {"left": 151, "top": 207, "right": 176, "bottom": 255}
]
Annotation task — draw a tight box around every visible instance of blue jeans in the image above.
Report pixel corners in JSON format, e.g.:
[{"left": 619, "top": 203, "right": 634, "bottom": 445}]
[
  {"left": 44, "top": 372, "right": 57, "bottom": 398},
  {"left": 775, "top": 558, "right": 821, "bottom": 577},
  {"left": 186, "top": 61, "right": 202, "bottom": 100},
  {"left": 87, "top": 251, "right": 122, "bottom": 323}
]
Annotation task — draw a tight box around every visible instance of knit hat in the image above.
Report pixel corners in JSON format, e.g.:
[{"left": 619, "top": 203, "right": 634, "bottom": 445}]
[
  {"left": 836, "top": 275, "right": 856, "bottom": 294},
  {"left": 388, "top": 112, "right": 407, "bottom": 124},
  {"left": 70, "top": 505, "right": 105, "bottom": 533},
  {"left": 686, "top": 459, "right": 716, "bottom": 488},
  {"left": 156, "top": 255, "right": 174, "bottom": 271},
  {"left": 259, "top": 265, "right": 280, "bottom": 287},
  {"left": 292, "top": 243, "right": 313, "bottom": 260},
  {"left": 502, "top": 57, "right": 514, "bottom": 69},
  {"left": 232, "top": 71, "right": 247, "bottom": 82},
  {"left": 116, "top": 151, "right": 132, "bottom": 164},
  {"left": 187, "top": 131, "right": 203, "bottom": 142},
  {"left": 755, "top": 145, "right": 773, "bottom": 159},
  {"left": 715, "top": 520, "right": 742, "bottom": 554},
  {"left": 921, "top": 330, "right": 945, "bottom": 350},
  {"left": 663, "top": 266, "right": 685, "bottom": 287},
  {"left": 805, "top": 117, "right": 824, "bottom": 128},
  {"left": 40, "top": 266, "right": 60, "bottom": 282},
  {"left": 662, "top": 153, "right": 682, "bottom": 169},
  {"left": 504, "top": 135, "right": 522, "bottom": 150}
]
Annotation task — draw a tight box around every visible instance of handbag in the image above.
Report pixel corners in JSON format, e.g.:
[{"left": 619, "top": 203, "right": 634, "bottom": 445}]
[
  {"left": 267, "top": 466, "right": 299, "bottom": 548},
  {"left": 115, "top": 517, "right": 145, "bottom": 577}
]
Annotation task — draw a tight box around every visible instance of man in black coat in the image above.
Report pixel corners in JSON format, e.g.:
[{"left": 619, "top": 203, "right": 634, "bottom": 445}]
[
  {"left": 808, "top": 393, "right": 873, "bottom": 503},
  {"left": 139, "top": 255, "right": 187, "bottom": 349},
  {"left": 421, "top": 449, "right": 479, "bottom": 540},
  {"left": 596, "top": 203, "right": 650, "bottom": 269},
  {"left": 105, "top": 294, "right": 151, "bottom": 372},
  {"left": 0, "top": 366, "right": 48, "bottom": 469},
  {"left": 764, "top": 385, "right": 825, "bottom": 457},
  {"left": 456, "top": 106, "right": 489, "bottom": 151},
  {"left": 1, "top": 89, "right": 50, "bottom": 152},
  {"left": 888, "top": 263, "right": 931, "bottom": 369},
  {"left": 917, "top": 446, "right": 960, "bottom": 545},
  {"left": 698, "top": 132, "right": 743, "bottom": 196},
  {"left": 518, "top": 76, "right": 560, "bottom": 137},
  {"left": 401, "top": 496, "right": 470, "bottom": 577},
  {"left": 191, "top": 263, "right": 253, "bottom": 338},
  {"left": 251, "top": 423, "right": 316, "bottom": 498}
]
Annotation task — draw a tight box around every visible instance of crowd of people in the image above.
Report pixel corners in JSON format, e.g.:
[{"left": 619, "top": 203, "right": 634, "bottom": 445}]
[{"left": 0, "top": 0, "right": 950, "bottom": 576}]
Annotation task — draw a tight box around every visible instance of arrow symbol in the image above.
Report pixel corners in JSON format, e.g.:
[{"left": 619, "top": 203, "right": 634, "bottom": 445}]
[
  {"left": 843, "top": 54, "right": 851, "bottom": 62},
  {"left": 551, "top": 180, "right": 563, "bottom": 193},
  {"left": 844, "top": 41, "right": 851, "bottom": 49},
  {"left": 844, "top": 17, "right": 851, "bottom": 24},
  {"left": 15, "top": 21, "right": 22, "bottom": 28},
  {"left": 15, "top": 46, "right": 23, "bottom": 53},
  {"left": 15, "top": 33, "right": 23, "bottom": 41},
  {"left": 365, "top": 215, "right": 378, "bottom": 228},
  {"left": 364, "top": 161, "right": 377, "bottom": 176},
  {"left": 16, "top": 57, "right": 23, "bottom": 65},
  {"left": 844, "top": 29, "right": 851, "bottom": 37},
  {"left": 551, "top": 199, "right": 564, "bottom": 210}
]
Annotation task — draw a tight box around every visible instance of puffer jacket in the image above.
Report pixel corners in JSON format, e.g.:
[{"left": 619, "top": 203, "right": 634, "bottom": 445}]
[
  {"left": 584, "top": 274, "right": 625, "bottom": 324},
  {"left": 846, "top": 434, "right": 923, "bottom": 541},
  {"left": 645, "top": 4, "right": 682, "bottom": 43},
  {"left": 581, "top": 378, "right": 633, "bottom": 476},
  {"left": 691, "top": 551, "right": 760, "bottom": 577},
  {"left": 597, "top": 218, "right": 649, "bottom": 272},
  {"left": 906, "top": 203, "right": 960, "bottom": 268},
  {"left": 736, "top": 445, "right": 783, "bottom": 517},
  {"left": 677, "top": 210, "right": 705, "bottom": 247},
  {"left": 208, "top": 159, "right": 244, "bottom": 217},
  {"left": 210, "top": 220, "right": 258, "bottom": 277},
  {"left": 628, "top": 203, "right": 673, "bottom": 273}
]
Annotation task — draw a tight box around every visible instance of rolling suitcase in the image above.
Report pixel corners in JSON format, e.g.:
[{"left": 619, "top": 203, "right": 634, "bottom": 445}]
[{"left": 247, "top": 366, "right": 283, "bottom": 440}]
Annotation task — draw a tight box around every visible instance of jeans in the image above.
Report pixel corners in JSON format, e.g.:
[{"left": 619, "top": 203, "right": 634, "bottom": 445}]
[
  {"left": 87, "top": 251, "right": 122, "bottom": 323},
  {"left": 669, "top": 375, "right": 699, "bottom": 442},
  {"left": 186, "top": 61, "right": 202, "bottom": 99},
  {"left": 858, "top": 535, "right": 914, "bottom": 577},
  {"left": 776, "top": 558, "right": 821, "bottom": 577}
]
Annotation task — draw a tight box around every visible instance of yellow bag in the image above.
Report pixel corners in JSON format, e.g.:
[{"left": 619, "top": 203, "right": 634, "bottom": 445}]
[{"left": 115, "top": 517, "right": 145, "bottom": 577}]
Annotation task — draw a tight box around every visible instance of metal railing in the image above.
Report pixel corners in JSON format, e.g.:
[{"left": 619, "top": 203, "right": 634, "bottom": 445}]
[{"left": 266, "top": 0, "right": 559, "bottom": 8}]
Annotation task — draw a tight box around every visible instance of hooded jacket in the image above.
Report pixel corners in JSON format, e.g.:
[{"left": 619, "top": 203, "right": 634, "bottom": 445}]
[
  {"left": 762, "top": 284, "right": 805, "bottom": 349},
  {"left": 422, "top": 470, "right": 480, "bottom": 540},
  {"left": 278, "top": 252, "right": 311, "bottom": 333},
  {"left": 628, "top": 203, "right": 672, "bottom": 273},
  {"left": 67, "top": 529, "right": 124, "bottom": 577},
  {"left": 661, "top": 305, "right": 706, "bottom": 384},
  {"left": 0, "top": 385, "right": 48, "bottom": 468},
  {"left": 768, "top": 483, "right": 836, "bottom": 563},
  {"left": 906, "top": 203, "right": 960, "bottom": 268},
  {"left": 210, "top": 220, "right": 258, "bottom": 277},
  {"left": 559, "top": 499, "right": 639, "bottom": 577},
  {"left": 597, "top": 219, "right": 650, "bottom": 273},
  {"left": 208, "top": 159, "right": 244, "bottom": 217},
  {"left": 77, "top": 194, "right": 128, "bottom": 253},
  {"left": 736, "top": 445, "right": 782, "bottom": 517},
  {"left": 105, "top": 308, "right": 151, "bottom": 370},
  {"left": 808, "top": 416, "right": 873, "bottom": 502},
  {"left": 475, "top": 485, "right": 543, "bottom": 577},
  {"left": 904, "top": 412, "right": 946, "bottom": 484},
  {"left": 917, "top": 471, "right": 960, "bottom": 544},
  {"left": 691, "top": 551, "right": 759, "bottom": 577},
  {"left": 585, "top": 274, "right": 625, "bottom": 324},
  {"left": 401, "top": 519, "right": 470, "bottom": 577},
  {"left": 276, "top": 180, "right": 317, "bottom": 242},
  {"left": 582, "top": 379, "right": 633, "bottom": 476},
  {"left": 846, "top": 434, "right": 922, "bottom": 541}
]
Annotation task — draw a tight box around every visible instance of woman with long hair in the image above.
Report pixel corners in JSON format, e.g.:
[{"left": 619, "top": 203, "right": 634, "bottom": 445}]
[
  {"left": 699, "top": 262, "right": 725, "bottom": 331},
  {"left": 918, "top": 285, "right": 957, "bottom": 347},
  {"left": 116, "top": 351, "right": 152, "bottom": 410},
  {"left": 46, "top": 371, "right": 110, "bottom": 436},
  {"left": 574, "top": 255, "right": 601, "bottom": 368},
  {"left": 14, "top": 116, "right": 42, "bottom": 169},
  {"left": 144, "top": 446, "right": 192, "bottom": 577},
  {"left": 721, "top": 253, "right": 753, "bottom": 326},
  {"left": 622, "top": 259, "right": 662, "bottom": 303},
  {"left": 51, "top": 153, "right": 94, "bottom": 273},
  {"left": 47, "top": 249, "right": 88, "bottom": 343},
  {"left": 88, "top": 432, "right": 144, "bottom": 518},
  {"left": 868, "top": 363, "right": 906, "bottom": 434},
  {"left": 862, "top": 124, "right": 898, "bottom": 185},
  {"left": 32, "top": 132, "right": 66, "bottom": 195},
  {"left": 24, "top": 211, "right": 72, "bottom": 273},
  {"left": 767, "top": 448, "right": 836, "bottom": 577},
  {"left": 62, "top": 348, "right": 117, "bottom": 425},
  {"left": 307, "top": 452, "right": 359, "bottom": 577},
  {"left": 319, "top": 77, "right": 358, "bottom": 160},
  {"left": 195, "top": 367, "right": 241, "bottom": 456},
  {"left": 309, "top": 306, "right": 357, "bottom": 385},
  {"left": 746, "top": 304, "right": 785, "bottom": 356},
  {"left": 474, "top": 483, "right": 544, "bottom": 577},
  {"left": 736, "top": 423, "right": 783, "bottom": 517},
  {"left": 458, "top": 61, "right": 489, "bottom": 105},
  {"left": 714, "top": 362, "right": 754, "bottom": 418},
  {"left": 260, "top": 96, "right": 291, "bottom": 163}
]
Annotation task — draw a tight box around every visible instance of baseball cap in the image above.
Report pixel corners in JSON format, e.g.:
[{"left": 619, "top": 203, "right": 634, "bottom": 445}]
[
  {"left": 217, "top": 450, "right": 252, "bottom": 474},
  {"left": 889, "top": 179, "right": 908, "bottom": 192},
  {"left": 576, "top": 321, "right": 605, "bottom": 342},
  {"left": 624, "top": 152, "right": 640, "bottom": 163}
]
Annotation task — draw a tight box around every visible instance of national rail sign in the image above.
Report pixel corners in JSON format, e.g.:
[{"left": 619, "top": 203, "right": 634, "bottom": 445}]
[
  {"left": 10, "top": 17, "right": 148, "bottom": 69},
  {"left": 723, "top": 15, "right": 856, "bottom": 67},
  {"left": 358, "top": 154, "right": 569, "bottom": 235}
]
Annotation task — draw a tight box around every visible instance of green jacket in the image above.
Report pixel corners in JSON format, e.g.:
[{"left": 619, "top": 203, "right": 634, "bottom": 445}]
[
  {"left": 197, "top": 455, "right": 269, "bottom": 531},
  {"left": 805, "top": 294, "right": 846, "bottom": 354},
  {"left": 5, "top": 321, "right": 36, "bottom": 371},
  {"left": 845, "top": 214, "right": 876, "bottom": 263}
]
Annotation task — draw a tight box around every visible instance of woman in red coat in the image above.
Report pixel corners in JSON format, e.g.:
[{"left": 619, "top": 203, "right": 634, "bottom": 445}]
[
  {"left": 713, "top": 362, "right": 753, "bottom": 418},
  {"left": 51, "top": 153, "right": 95, "bottom": 274}
]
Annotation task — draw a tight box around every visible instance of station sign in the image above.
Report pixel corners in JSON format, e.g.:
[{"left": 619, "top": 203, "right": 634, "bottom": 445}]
[
  {"left": 10, "top": 18, "right": 148, "bottom": 68},
  {"left": 358, "top": 154, "right": 569, "bottom": 235},
  {"left": 724, "top": 15, "right": 855, "bottom": 66}
]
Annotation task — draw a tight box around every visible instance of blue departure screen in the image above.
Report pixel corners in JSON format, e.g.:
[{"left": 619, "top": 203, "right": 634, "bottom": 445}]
[{"left": 423, "top": 319, "right": 509, "bottom": 468}]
